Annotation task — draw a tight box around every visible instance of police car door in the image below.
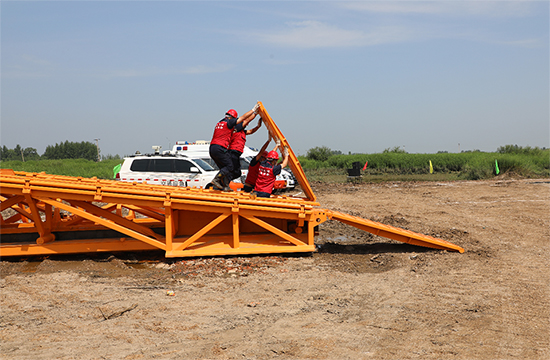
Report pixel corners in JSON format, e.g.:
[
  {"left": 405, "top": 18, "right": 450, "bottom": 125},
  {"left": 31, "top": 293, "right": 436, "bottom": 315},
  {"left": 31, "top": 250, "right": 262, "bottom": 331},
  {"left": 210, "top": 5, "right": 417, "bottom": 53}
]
[
  {"left": 174, "top": 159, "right": 199, "bottom": 188},
  {"left": 150, "top": 158, "right": 178, "bottom": 187}
]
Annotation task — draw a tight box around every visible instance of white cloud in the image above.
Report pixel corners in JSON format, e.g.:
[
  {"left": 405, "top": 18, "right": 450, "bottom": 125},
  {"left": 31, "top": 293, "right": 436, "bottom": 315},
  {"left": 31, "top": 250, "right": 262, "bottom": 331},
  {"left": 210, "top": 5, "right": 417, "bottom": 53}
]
[
  {"left": 103, "top": 64, "right": 233, "bottom": 78},
  {"left": 21, "top": 54, "right": 51, "bottom": 66},
  {"left": 1, "top": 68, "right": 51, "bottom": 79},
  {"left": 247, "top": 2, "right": 544, "bottom": 50},
  {"left": 181, "top": 64, "right": 234, "bottom": 75},
  {"left": 264, "top": 56, "right": 303, "bottom": 66},
  {"left": 254, "top": 21, "right": 413, "bottom": 49},
  {"left": 341, "top": 1, "right": 534, "bottom": 17},
  {"left": 1, "top": 54, "right": 53, "bottom": 79},
  {"left": 494, "top": 38, "right": 543, "bottom": 48}
]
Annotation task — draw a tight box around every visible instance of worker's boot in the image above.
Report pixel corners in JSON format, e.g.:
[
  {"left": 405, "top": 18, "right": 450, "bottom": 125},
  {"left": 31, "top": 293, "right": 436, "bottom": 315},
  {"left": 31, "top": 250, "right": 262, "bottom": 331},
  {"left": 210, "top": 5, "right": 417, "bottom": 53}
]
[
  {"left": 222, "top": 176, "right": 232, "bottom": 192},
  {"left": 211, "top": 173, "right": 224, "bottom": 190}
]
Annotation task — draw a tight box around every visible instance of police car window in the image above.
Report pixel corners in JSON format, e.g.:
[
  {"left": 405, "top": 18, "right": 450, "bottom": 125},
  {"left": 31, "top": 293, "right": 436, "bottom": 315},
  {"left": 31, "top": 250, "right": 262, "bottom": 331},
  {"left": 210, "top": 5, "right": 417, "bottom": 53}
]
[
  {"left": 152, "top": 159, "right": 173, "bottom": 173},
  {"left": 174, "top": 159, "right": 194, "bottom": 172},
  {"left": 130, "top": 159, "right": 150, "bottom": 172},
  {"left": 192, "top": 158, "right": 214, "bottom": 171},
  {"left": 200, "top": 158, "right": 218, "bottom": 170}
]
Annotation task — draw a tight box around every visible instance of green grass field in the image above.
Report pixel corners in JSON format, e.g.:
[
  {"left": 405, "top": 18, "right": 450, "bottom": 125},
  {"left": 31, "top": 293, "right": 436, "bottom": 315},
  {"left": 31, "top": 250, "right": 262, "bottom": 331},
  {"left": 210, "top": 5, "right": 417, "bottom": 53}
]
[
  {"left": 298, "top": 149, "right": 549, "bottom": 181},
  {"left": 1, "top": 149, "right": 548, "bottom": 183},
  {"left": 0, "top": 159, "right": 123, "bottom": 180}
]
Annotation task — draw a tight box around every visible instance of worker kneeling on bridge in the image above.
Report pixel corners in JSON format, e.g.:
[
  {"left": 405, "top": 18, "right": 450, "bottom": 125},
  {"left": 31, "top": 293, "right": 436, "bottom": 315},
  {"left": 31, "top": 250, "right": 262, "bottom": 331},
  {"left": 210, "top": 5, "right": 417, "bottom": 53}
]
[
  {"left": 252, "top": 146, "right": 289, "bottom": 198},
  {"left": 243, "top": 136, "right": 272, "bottom": 193}
]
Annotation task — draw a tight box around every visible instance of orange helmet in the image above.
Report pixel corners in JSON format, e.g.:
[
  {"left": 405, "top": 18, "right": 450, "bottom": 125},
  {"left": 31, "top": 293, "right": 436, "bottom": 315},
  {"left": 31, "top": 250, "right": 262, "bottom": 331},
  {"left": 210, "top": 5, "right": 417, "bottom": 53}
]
[
  {"left": 226, "top": 109, "right": 238, "bottom": 118},
  {"left": 267, "top": 151, "right": 279, "bottom": 161}
]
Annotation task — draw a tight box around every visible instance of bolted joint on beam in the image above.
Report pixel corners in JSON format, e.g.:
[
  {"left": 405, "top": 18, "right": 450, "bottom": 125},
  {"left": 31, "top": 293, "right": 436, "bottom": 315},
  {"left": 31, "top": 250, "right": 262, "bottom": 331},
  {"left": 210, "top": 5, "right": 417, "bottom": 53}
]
[
  {"left": 232, "top": 199, "right": 239, "bottom": 213},
  {"left": 164, "top": 193, "right": 172, "bottom": 207}
]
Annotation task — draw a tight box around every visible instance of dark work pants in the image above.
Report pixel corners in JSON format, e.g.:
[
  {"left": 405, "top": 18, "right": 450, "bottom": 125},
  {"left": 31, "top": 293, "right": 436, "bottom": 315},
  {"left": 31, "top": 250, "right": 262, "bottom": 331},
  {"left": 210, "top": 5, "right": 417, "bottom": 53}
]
[
  {"left": 229, "top": 150, "right": 243, "bottom": 181},
  {"left": 209, "top": 144, "right": 233, "bottom": 183},
  {"left": 252, "top": 190, "right": 271, "bottom": 198}
]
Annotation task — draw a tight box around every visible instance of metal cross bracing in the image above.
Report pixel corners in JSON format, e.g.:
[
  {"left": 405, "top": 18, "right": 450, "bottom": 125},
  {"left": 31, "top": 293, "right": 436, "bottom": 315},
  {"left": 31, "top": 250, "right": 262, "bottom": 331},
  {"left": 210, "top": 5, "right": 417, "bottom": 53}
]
[{"left": 0, "top": 102, "right": 464, "bottom": 257}]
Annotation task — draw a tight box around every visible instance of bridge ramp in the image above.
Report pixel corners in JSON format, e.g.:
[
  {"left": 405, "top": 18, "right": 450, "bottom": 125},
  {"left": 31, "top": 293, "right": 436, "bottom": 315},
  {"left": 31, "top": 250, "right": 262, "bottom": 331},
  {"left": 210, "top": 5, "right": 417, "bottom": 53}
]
[{"left": 327, "top": 210, "right": 464, "bottom": 253}]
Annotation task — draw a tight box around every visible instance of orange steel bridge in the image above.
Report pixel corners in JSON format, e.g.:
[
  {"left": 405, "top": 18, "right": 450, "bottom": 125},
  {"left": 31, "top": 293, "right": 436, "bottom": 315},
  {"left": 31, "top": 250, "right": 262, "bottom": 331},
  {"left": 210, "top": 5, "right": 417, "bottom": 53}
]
[{"left": 0, "top": 103, "right": 464, "bottom": 257}]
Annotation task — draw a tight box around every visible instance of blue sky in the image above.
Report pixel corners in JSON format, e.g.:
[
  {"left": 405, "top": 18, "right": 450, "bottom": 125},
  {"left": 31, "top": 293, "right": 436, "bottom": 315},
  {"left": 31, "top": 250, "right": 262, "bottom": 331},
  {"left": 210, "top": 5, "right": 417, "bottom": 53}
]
[{"left": 1, "top": 1, "right": 548, "bottom": 157}]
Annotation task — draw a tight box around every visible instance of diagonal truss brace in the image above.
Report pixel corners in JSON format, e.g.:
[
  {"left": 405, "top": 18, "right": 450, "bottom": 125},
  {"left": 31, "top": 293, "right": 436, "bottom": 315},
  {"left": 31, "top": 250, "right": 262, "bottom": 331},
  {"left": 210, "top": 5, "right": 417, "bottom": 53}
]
[
  {"left": 172, "top": 212, "right": 308, "bottom": 252},
  {"left": 38, "top": 197, "right": 167, "bottom": 250}
]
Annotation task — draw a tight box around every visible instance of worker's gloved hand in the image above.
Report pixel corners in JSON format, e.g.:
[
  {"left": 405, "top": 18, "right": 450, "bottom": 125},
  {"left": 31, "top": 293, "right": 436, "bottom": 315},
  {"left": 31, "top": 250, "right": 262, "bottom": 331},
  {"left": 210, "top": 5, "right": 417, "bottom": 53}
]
[
  {"left": 283, "top": 146, "right": 289, "bottom": 157},
  {"left": 252, "top": 103, "right": 260, "bottom": 114}
]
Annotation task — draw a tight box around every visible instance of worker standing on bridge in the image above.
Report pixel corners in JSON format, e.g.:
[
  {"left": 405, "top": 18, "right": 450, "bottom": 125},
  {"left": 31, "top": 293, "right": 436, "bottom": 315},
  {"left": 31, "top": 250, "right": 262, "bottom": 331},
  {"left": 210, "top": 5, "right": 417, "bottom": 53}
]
[
  {"left": 252, "top": 145, "right": 289, "bottom": 198},
  {"left": 242, "top": 136, "right": 271, "bottom": 193},
  {"left": 209, "top": 104, "right": 259, "bottom": 190},
  {"left": 228, "top": 117, "right": 263, "bottom": 184}
]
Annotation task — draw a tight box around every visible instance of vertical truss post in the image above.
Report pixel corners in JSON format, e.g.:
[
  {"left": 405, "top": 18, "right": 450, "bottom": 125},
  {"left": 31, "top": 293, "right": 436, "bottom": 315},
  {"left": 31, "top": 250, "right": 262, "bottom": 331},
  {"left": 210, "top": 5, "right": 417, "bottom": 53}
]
[
  {"left": 23, "top": 194, "right": 55, "bottom": 245},
  {"left": 232, "top": 199, "right": 240, "bottom": 248},
  {"left": 165, "top": 205, "right": 174, "bottom": 252}
]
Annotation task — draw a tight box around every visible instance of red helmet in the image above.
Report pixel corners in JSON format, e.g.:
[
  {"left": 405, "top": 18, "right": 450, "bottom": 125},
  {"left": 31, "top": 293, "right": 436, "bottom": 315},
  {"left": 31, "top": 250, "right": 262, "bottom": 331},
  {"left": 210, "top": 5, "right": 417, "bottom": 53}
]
[
  {"left": 267, "top": 151, "right": 279, "bottom": 161},
  {"left": 226, "top": 109, "right": 238, "bottom": 118}
]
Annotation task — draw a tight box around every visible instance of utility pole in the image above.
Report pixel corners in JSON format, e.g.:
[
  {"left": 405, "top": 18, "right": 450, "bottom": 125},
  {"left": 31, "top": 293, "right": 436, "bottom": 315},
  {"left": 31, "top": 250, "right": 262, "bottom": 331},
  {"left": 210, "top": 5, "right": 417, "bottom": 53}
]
[{"left": 94, "top": 138, "right": 100, "bottom": 162}]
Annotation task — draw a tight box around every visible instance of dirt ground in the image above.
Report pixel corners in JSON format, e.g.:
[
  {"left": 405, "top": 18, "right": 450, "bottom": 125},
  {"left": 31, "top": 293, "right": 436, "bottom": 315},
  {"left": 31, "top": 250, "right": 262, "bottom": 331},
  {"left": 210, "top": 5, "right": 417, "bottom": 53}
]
[{"left": 1, "top": 178, "right": 549, "bottom": 359}]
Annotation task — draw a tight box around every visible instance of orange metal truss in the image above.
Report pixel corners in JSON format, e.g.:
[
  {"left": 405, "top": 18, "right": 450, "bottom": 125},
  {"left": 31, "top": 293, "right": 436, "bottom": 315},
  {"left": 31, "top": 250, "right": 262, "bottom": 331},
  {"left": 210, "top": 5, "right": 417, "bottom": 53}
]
[
  {"left": 0, "top": 169, "right": 326, "bottom": 257},
  {"left": 0, "top": 102, "right": 464, "bottom": 257}
]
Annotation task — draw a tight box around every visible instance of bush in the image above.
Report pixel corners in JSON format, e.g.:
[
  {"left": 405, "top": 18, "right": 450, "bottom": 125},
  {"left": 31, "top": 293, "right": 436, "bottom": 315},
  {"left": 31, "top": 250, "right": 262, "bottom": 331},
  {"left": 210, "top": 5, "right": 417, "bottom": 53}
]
[
  {"left": 306, "top": 146, "right": 333, "bottom": 162},
  {"left": 382, "top": 146, "right": 407, "bottom": 154},
  {"left": 497, "top": 144, "right": 546, "bottom": 156}
]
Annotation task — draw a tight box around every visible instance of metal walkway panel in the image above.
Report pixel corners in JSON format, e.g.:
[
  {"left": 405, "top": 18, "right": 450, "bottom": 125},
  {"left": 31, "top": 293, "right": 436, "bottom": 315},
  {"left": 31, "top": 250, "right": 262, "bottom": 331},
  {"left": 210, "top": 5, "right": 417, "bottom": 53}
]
[
  {"left": 327, "top": 210, "right": 464, "bottom": 253},
  {"left": 257, "top": 102, "right": 316, "bottom": 202}
]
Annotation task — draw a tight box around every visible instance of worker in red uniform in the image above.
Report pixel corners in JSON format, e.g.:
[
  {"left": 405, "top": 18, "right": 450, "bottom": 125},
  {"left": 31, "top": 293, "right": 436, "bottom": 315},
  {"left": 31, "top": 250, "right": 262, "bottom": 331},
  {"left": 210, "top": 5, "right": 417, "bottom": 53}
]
[
  {"left": 242, "top": 136, "right": 272, "bottom": 193},
  {"left": 228, "top": 117, "right": 263, "bottom": 184},
  {"left": 252, "top": 146, "right": 289, "bottom": 198},
  {"left": 209, "top": 104, "right": 259, "bottom": 190}
]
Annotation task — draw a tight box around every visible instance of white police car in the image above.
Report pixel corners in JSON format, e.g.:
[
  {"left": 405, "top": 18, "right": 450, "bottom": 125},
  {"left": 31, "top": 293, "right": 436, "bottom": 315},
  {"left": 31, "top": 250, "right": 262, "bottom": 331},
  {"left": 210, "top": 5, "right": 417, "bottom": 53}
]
[
  {"left": 116, "top": 150, "right": 217, "bottom": 188},
  {"left": 116, "top": 143, "right": 296, "bottom": 191}
]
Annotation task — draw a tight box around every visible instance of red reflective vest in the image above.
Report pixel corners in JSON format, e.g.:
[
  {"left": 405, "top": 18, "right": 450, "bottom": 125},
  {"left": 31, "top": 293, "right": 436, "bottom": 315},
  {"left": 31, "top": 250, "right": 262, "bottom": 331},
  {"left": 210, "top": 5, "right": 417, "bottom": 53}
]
[
  {"left": 210, "top": 118, "right": 237, "bottom": 148},
  {"left": 229, "top": 129, "right": 246, "bottom": 153},
  {"left": 244, "top": 158, "right": 260, "bottom": 186},
  {"left": 254, "top": 161, "right": 282, "bottom": 194}
]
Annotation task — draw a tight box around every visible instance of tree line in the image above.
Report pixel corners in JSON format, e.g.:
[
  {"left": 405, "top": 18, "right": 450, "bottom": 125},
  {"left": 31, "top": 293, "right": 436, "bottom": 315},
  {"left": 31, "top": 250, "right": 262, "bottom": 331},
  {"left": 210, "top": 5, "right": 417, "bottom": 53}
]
[
  {"left": 1, "top": 141, "right": 100, "bottom": 162},
  {"left": 305, "top": 144, "right": 547, "bottom": 162}
]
